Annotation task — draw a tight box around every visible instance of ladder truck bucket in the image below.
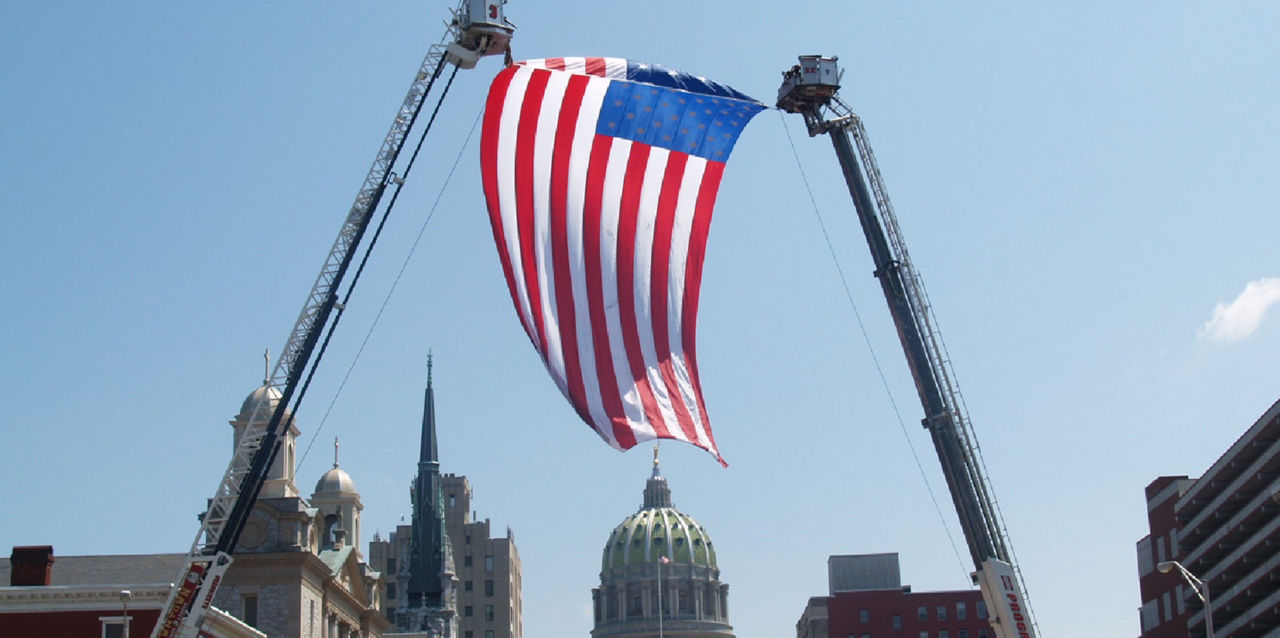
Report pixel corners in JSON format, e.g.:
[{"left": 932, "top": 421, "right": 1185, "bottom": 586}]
[
  {"left": 777, "top": 54, "right": 841, "bottom": 113},
  {"left": 446, "top": 0, "right": 515, "bottom": 69}
]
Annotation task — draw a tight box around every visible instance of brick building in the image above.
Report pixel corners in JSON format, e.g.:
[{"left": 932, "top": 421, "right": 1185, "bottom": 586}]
[{"left": 796, "top": 554, "right": 994, "bottom": 638}]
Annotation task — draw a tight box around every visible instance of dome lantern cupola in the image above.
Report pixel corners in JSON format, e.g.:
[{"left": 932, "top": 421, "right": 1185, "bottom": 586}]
[
  {"left": 229, "top": 348, "right": 299, "bottom": 499},
  {"left": 311, "top": 438, "right": 364, "bottom": 555}
]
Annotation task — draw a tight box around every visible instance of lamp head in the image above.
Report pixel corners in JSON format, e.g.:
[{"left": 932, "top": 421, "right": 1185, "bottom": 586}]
[{"left": 1157, "top": 561, "right": 1176, "bottom": 574}]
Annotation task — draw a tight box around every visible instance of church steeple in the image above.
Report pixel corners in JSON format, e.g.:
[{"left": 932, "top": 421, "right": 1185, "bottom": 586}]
[
  {"left": 407, "top": 354, "right": 448, "bottom": 607},
  {"left": 420, "top": 353, "right": 439, "bottom": 469}
]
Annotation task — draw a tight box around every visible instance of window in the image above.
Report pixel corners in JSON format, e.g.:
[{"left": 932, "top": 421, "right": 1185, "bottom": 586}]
[
  {"left": 977, "top": 601, "right": 987, "bottom": 619},
  {"left": 979, "top": 631, "right": 988, "bottom": 638},
  {"left": 465, "top": 606, "right": 473, "bottom": 617},
  {"left": 241, "top": 594, "right": 258, "bottom": 627},
  {"left": 485, "top": 579, "right": 495, "bottom": 596},
  {"left": 465, "top": 555, "right": 473, "bottom": 567},
  {"left": 450, "top": 494, "right": 457, "bottom": 507},
  {"left": 465, "top": 580, "right": 474, "bottom": 592},
  {"left": 466, "top": 534, "right": 472, "bottom": 545},
  {"left": 465, "top": 632, "right": 473, "bottom": 638},
  {"left": 101, "top": 618, "right": 127, "bottom": 638},
  {"left": 860, "top": 609, "right": 870, "bottom": 623},
  {"left": 937, "top": 605, "right": 947, "bottom": 621},
  {"left": 959, "top": 631, "right": 969, "bottom": 638},
  {"left": 485, "top": 555, "right": 495, "bottom": 572},
  {"left": 919, "top": 632, "right": 929, "bottom": 638},
  {"left": 387, "top": 583, "right": 397, "bottom": 600},
  {"left": 940, "top": 632, "right": 949, "bottom": 638},
  {"left": 918, "top": 606, "right": 928, "bottom": 622},
  {"left": 387, "top": 557, "right": 396, "bottom": 573},
  {"left": 956, "top": 602, "right": 967, "bottom": 621},
  {"left": 485, "top": 632, "right": 494, "bottom": 638},
  {"left": 485, "top": 605, "right": 495, "bottom": 621},
  {"left": 892, "top": 614, "right": 902, "bottom": 630}
]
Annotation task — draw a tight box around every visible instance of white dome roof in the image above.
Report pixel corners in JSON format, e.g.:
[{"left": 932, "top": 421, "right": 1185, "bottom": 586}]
[
  {"left": 234, "top": 383, "right": 292, "bottom": 423},
  {"left": 314, "top": 465, "right": 358, "bottom": 496}
]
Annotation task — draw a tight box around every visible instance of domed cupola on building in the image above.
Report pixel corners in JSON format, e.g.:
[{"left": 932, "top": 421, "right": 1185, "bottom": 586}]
[
  {"left": 229, "top": 350, "right": 299, "bottom": 499},
  {"left": 311, "top": 438, "right": 364, "bottom": 556},
  {"left": 592, "top": 448, "right": 734, "bottom": 638}
]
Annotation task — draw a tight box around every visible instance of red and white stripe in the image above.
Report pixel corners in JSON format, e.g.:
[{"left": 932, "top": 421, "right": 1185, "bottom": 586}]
[{"left": 480, "top": 58, "right": 726, "bottom": 465}]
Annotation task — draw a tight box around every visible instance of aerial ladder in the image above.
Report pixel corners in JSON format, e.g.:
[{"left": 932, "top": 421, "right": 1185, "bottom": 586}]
[
  {"left": 151, "top": 3, "right": 513, "bottom": 636},
  {"left": 777, "top": 56, "right": 1037, "bottom": 638}
]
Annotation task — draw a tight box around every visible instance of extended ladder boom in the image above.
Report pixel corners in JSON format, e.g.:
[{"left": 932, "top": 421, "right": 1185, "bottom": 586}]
[
  {"left": 153, "top": 4, "right": 513, "bottom": 637},
  {"left": 778, "top": 55, "right": 1036, "bottom": 638}
]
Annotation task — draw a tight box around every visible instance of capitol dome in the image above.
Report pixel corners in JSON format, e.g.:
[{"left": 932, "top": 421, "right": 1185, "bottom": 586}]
[
  {"left": 591, "top": 448, "right": 734, "bottom": 638},
  {"left": 602, "top": 474, "right": 717, "bottom": 572}
]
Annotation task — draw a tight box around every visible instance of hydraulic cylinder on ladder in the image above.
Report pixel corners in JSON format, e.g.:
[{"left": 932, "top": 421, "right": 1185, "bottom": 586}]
[
  {"left": 777, "top": 55, "right": 1037, "bottom": 638},
  {"left": 152, "top": 4, "right": 513, "bottom": 637}
]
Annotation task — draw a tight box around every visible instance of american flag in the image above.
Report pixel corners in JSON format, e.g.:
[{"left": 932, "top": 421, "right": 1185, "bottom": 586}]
[{"left": 480, "top": 57, "right": 764, "bottom": 466}]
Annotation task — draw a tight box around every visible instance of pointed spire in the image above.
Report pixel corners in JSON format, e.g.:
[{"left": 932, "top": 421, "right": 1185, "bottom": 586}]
[
  {"left": 421, "top": 353, "right": 439, "bottom": 467},
  {"left": 408, "top": 351, "right": 447, "bottom": 605},
  {"left": 333, "top": 437, "right": 340, "bottom": 468},
  {"left": 263, "top": 347, "right": 271, "bottom": 385}
]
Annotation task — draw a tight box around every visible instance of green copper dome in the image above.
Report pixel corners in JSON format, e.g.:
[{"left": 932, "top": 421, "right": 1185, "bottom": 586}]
[{"left": 601, "top": 451, "right": 717, "bottom": 571}]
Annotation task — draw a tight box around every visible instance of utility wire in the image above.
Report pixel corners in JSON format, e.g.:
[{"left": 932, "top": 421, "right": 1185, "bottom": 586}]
[
  {"left": 298, "top": 70, "right": 479, "bottom": 472},
  {"left": 778, "top": 111, "right": 969, "bottom": 579}
]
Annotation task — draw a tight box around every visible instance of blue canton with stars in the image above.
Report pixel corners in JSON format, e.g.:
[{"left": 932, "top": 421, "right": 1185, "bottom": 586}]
[{"left": 596, "top": 62, "right": 764, "bottom": 162}]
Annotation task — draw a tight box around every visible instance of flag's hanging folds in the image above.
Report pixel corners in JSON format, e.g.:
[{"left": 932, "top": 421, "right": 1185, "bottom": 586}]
[{"left": 481, "top": 57, "right": 764, "bottom": 465}]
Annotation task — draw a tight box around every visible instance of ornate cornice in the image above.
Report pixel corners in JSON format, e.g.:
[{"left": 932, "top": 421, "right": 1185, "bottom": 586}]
[{"left": 0, "top": 584, "right": 170, "bottom": 612}]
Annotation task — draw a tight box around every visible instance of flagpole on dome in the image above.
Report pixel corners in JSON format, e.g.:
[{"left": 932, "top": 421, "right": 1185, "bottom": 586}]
[{"left": 657, "top": 552, "right": 666, "bottom": 638}]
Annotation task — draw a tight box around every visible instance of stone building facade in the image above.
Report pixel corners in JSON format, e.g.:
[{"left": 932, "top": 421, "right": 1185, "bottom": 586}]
[
  {"left": 0, "top": 369, "right": 388, "bottom": 638},
  {"left": 208, "top": 377, "right": 388, "bottom": 638}
]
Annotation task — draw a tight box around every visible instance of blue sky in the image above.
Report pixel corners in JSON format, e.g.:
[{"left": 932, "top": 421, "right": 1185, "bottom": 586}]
[{"left": 3, "top": 2, "right": 1278, "bottom": 636}]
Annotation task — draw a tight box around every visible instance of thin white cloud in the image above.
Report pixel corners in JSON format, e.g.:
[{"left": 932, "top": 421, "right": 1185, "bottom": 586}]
[{"left": 1200, "top": 278, "right": 1280, "bottom": 343}]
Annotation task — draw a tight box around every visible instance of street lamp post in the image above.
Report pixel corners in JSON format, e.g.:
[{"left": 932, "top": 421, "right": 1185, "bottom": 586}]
[
  {"left": 1158, "top": 561, "right": 1213, "bottom": 638},
  {"left": 119, "top": 590, "right": 131, "bottom": 638}
]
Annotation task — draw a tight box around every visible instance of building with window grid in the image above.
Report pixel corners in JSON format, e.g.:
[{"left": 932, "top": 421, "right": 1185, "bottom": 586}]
[{"left": 1137, "top": 398, "right": 1280, "bottom": 637}]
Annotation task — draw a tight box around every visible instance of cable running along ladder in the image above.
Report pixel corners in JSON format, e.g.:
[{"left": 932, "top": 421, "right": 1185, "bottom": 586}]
[
  {"left": 152, "top": 4, "right": 513, "bottom": 637},
  {"left": 778, "top": 55, "right": 1037, "bottom": 638}
]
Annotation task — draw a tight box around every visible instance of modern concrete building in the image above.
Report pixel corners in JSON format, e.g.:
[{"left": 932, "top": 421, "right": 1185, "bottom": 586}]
[
  {"left": 591, "top": 449, "right": 733, "bottom": 638},
  {"left": 1137, "top": 397, "right": 1280, "bottom": 638},
  {"left": 795, "top": 553, "right": 993, "bottom": 638},
  {"left": 369, "top": 362, "right": 521, "bottom": 638}
]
